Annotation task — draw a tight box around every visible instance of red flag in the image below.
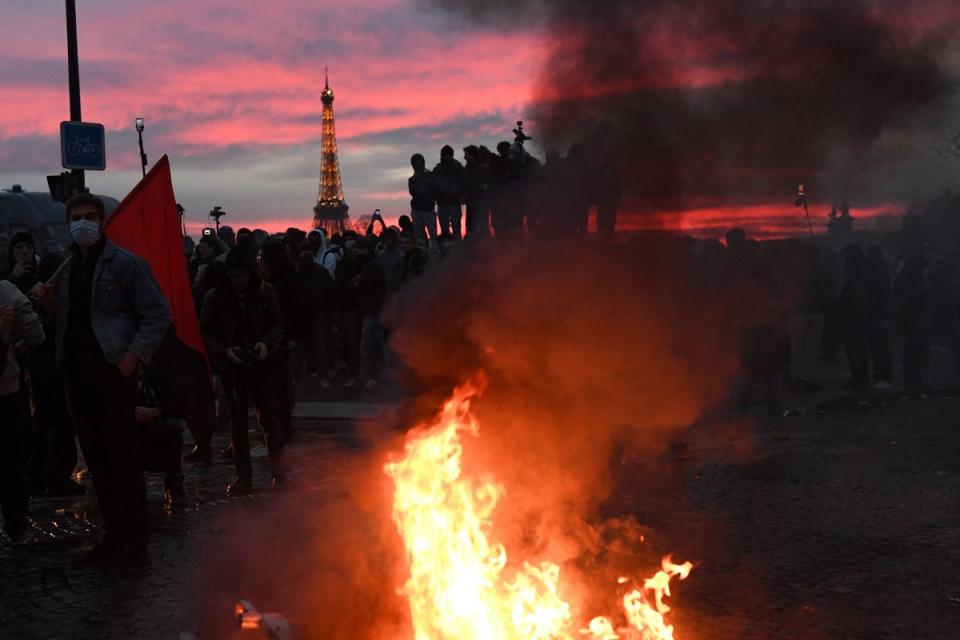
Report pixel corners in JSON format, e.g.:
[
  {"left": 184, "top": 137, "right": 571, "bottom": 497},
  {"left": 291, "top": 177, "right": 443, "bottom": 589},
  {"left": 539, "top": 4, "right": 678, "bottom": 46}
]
[{"left": 103, "top": 155, "right": 207, "bottom": 365}]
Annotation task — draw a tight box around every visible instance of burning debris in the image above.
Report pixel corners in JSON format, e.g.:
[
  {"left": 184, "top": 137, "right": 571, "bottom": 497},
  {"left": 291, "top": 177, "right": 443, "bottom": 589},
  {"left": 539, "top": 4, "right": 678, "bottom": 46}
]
[{"left": 385, "top": 378, "right": 692, "bottom": 639}]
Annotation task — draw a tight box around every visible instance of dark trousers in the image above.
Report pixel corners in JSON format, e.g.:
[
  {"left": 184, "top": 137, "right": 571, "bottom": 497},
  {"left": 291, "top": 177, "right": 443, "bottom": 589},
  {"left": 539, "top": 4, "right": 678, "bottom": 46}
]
[
  {"left": 342, "top": 310, "right": 363, "bottom": 379},
  {"left": 65, "top": 360, "right": 147, "bottom": 547},
  {"left": 27, "top": 378, "right": 78, "bottom": 492},
  {"left": 845, "top": 328, "right": 870, "bottom": 389},
  {"left": 0, "top": 392, "right": 29, "bottom": 538},
  {"left": 139, "top": 418, "right": 184, "bottom": 489},
  {"left": 867, "top": 322, "right": 892, "bottom": 382},
  {"left": 306, "top": 312, "right": 336, "bottom": 377},
  {"left": 465, "top": 203, "right": 489, "bottom": 238},
  {"left": 271, "top": 350, "right": 294, "bottom": 444},
  {"left": 903, "top": 325, "right": 927, "bottom": 388},
  {"left": 735, "top": 373, "right": 785, "bottom": 419},
  {"left": 223, "top": 364, "right": 283, "bottom": 478},
  {"left": 597, "top": 203, "right": 617, "bottom": 237}
]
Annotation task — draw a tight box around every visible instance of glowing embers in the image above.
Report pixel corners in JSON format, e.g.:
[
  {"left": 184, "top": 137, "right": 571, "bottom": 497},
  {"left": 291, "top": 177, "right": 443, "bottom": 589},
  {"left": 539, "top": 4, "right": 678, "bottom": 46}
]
[{"left": 384, "top": 380, "right": 691, "bottom": 640}]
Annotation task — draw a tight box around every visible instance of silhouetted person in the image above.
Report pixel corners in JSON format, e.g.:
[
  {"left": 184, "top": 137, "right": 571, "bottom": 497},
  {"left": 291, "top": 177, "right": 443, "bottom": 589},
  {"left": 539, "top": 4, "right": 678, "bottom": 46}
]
[
  {"left": 433, "top": 145, "right": 466, "bottom": 240},
  {"left": 191, "top": 231, "right": 225, "bottom": 313},
  {"left": 564, "top": 143, "right": 591, "bottom": 235},
  {"left": 790, "top": 243, "right": 833, "bottom": 387},
  {"left": 398, "top": 214, "right": 415, "bottom": 238},
  {"left": 595, "top": 154, "right": 622, "bottom": 238},
  {"left": 199, "top": 248, "right": 285, "bottom": 496},
  {"left": 400, "top": 232, "right": 427, "bottom": 281},
  {"left": 6, "top": 232, "right": 37, "bottom": 294},
  {"left": 408, "top": 154, "right": 438, "bottom": 249},
  {"left": 36, "top": 194, "right": 171, "bottom": 569},
  {"left": 217, "top": 225, "right": 236, "bottom": 250},
  {"left": 259, "top": 239, "right": 316, "bottom": 445},
  {"left": 864, "top": 246, "right": 892, "bottom": 388},
  {"left": 895, "top": 255, "right": 929, "bottom": 394},
  {"left": 463, "top": 145, "right": 490, "bottom": 238},
  {"left": 0, "top": 276, "right": 45, "bottom": 546},
  {"left": 349, "top": 238, "right": 387, "bottom": 389},
  {"left": 490, "top": 141, "right": 523, "bottom": 236},
  {"left": 26, "top": 253, "right": 85, "bottom": 497},
  {"left": 839, "top": 245, "right": 870, "bottom": 390},
  {"left": 734, "top": 246, "right": 790, "bottom": 420}
]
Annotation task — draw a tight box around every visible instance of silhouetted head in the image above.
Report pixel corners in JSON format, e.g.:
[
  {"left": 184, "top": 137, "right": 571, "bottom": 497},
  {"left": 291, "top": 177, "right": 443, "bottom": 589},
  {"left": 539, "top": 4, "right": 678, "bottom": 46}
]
[
  {"left": 398, "top": 215, "right": 413, "bottom": 233},
  {"left": 223, "top": 247, "right": 258, "bottom": 293},
  {"left": 10, "top": 231, "right": 34, "bottom": 267},
  {"left": 463, "top": 145, "right": 479, "bottom": 163},
  {"left": 400, "top": 232, "right": 415, "bottom": 254},
  {"left": 258, "top": 238, "right": 293, "bottom": 281},
  {"left": 411, "top": 153, "right": 426, "bottom": 172},
  {"left": 381, "top": 227, "right": 400, "bottom": 251},
  {"left": 440, "top": 145, "right": 454, "bottom": 160},
  {"left": 725, "top": 228, "right": 747, "bottom": 251},
  {"left": 218, "top": 226, "right": 236, "bottom": 248},
  {"left": 497, "top": 141, "right": 512, "bottom": 157},
  {"left": 198, "top": 233, "right": 221, "bottom": 260}
]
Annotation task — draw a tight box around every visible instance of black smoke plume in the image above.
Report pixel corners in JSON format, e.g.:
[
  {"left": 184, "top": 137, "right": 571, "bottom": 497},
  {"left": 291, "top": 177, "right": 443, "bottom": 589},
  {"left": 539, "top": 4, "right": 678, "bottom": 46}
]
[{"left": 426, "top": 0, "right": 959, "bottom": 211}]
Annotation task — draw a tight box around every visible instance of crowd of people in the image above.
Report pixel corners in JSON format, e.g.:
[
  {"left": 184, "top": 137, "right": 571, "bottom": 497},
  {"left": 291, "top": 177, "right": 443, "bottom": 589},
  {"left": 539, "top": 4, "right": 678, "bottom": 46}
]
[{"left": 1, "top": 139, "right": 959, "bottom": 574}]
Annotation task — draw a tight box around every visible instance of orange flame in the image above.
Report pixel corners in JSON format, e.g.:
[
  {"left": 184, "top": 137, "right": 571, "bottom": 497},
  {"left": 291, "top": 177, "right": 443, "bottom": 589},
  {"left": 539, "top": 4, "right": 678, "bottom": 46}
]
[{"left": 384, "top": 379, "right": 693, "bottom": 639}]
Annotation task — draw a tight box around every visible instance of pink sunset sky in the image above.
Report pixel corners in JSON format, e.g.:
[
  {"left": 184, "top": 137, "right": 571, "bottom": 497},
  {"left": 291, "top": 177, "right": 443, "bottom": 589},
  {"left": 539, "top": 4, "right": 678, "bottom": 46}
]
[{"left": 2, "top": 0, "right": 959, "bottom": 239}]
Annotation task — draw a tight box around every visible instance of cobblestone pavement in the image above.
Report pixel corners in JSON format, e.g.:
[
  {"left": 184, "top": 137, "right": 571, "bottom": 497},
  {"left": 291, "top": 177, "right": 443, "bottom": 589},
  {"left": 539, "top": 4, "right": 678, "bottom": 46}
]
[{"left": 3, "top": 359, "right": 960, "bottom": 639}]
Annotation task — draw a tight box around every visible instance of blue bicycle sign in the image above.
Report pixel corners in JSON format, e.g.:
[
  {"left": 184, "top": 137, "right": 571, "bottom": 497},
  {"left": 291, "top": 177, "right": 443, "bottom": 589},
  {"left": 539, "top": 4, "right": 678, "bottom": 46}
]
[{"left": 60, "top": 121, "right": 106, "bottom": 170}]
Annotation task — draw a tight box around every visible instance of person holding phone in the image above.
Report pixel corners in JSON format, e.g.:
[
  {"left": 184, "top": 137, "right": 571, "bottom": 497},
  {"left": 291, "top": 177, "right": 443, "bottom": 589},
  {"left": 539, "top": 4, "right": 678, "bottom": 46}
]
[{"left": 6, "top": 232, "right": 38, "bottom": 295}]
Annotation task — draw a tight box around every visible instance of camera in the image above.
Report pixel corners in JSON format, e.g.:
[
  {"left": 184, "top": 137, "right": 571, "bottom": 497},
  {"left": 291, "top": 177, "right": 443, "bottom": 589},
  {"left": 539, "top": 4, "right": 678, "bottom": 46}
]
[{"left": 512, "top": 120, "right": 532, "bottom": 145}]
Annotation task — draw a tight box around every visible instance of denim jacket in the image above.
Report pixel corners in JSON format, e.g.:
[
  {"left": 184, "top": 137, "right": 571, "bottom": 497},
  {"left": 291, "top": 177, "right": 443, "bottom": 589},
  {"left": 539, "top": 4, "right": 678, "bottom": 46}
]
[{"left": 54, "top": 239, "right": 171, "bottom": 365}]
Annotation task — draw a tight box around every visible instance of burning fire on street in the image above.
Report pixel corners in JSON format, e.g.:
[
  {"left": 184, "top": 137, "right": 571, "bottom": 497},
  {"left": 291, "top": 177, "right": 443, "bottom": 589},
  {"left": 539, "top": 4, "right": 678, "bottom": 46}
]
[{"left": 385, "top": 377, "right": 693, "bottom": 640}]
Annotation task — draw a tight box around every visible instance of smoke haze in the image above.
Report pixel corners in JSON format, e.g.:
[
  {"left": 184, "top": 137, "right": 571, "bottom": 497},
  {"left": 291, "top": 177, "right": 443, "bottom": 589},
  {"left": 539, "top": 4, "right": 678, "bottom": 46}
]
[{"left": 426, "top": 0, "right": 960, "bottom": 212}]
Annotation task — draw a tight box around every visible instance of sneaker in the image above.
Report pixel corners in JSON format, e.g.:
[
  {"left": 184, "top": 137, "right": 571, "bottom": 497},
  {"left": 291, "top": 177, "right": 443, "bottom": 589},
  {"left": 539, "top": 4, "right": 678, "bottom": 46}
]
[
  {"left": 364, "top": 379, "right": 378, "bottom": 390},
  {"left": 343, "top": 377, "right": 357, "bottom": 388},
  {"left": 873, "top": 380, "right": 894, "bottom": 391},
  {"left": 319, "top": 377, "right": 332, "bottom": 389},
  {"left": 182, "top": 446, "right": 212, "bottom": 465},
  {"left": 226, "top": 476, "right": 252, "bottom": 497},
  {"left": 219, "top": 444, "right": 235, "bottom": 460}
]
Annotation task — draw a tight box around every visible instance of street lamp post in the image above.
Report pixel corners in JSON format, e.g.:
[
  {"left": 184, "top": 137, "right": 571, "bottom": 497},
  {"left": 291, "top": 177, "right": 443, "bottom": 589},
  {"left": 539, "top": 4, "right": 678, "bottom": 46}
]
[
  {"left": 135, "top": 117, "right": 147, "bottom": 177},
  {"left": 65, "top": 0, "right": 85, "bottom": 193}
]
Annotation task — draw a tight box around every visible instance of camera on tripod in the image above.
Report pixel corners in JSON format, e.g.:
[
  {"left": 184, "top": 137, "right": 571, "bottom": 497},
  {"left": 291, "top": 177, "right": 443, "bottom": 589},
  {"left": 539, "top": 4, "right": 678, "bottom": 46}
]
[{"left": 512, "top": 121, "right": 532, "bottom": 146}]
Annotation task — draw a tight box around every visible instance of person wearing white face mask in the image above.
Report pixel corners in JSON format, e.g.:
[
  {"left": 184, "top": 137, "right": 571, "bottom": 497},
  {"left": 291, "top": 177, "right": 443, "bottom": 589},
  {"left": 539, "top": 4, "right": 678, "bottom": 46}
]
[{"left": 33, "top": 193, "right": 171, "bottom": 571}]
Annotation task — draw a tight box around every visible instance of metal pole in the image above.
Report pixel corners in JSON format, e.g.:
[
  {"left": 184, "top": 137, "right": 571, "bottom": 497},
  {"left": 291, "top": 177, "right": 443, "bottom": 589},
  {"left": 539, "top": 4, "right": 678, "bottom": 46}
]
[
  {"left": 65, "top": 0, "right": 85, "bottom": 193},
  {"left": 138, "top": 129, "right": 147, "bottom": 177}
]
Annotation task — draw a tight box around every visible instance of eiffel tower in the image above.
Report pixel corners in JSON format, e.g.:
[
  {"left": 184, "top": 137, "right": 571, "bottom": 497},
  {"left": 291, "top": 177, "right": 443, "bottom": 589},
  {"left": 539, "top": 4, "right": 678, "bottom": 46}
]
[{"left": 311, "top": 68, "right": 350, "bottom": 235}]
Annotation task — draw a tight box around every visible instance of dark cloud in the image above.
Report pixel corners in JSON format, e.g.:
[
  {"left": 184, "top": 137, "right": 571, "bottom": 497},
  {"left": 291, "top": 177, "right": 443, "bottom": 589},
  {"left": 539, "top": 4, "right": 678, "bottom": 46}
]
[{"left": 426, "top": 0, "right": 960, "bottom": 210}]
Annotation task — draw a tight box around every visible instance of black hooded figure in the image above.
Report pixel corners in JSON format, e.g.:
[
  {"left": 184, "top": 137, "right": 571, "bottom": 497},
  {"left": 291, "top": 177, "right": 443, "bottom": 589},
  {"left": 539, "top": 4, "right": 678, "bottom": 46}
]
[
  {"left": 258, "top": 239, "right": 316, "bottom": 445},
  {"left": 199, "top": 248, "right": 285, "bottom": 495}
]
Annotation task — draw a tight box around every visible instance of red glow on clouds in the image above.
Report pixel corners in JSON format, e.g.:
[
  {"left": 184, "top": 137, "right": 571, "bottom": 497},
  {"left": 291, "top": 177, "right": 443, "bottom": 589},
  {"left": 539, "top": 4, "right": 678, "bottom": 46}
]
[{"left": 0, "top": 0, "right": 931, "bottom": 238}]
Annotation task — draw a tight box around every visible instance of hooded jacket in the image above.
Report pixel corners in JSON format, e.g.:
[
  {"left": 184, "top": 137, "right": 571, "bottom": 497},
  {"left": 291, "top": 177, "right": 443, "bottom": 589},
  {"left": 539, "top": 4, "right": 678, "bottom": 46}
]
[
  {"left": 0, "top": 280, "right": 45, "bottom": 396},
  {"left": 308, "top": 229, "right": 338, "bottom": 280}
]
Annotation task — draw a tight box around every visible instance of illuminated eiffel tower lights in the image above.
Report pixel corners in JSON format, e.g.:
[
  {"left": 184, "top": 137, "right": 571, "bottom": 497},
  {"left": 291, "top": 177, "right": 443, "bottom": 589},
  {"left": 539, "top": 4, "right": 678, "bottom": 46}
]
[{"left": 311, "top": 68, "right": 350, "bottom": 235}]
